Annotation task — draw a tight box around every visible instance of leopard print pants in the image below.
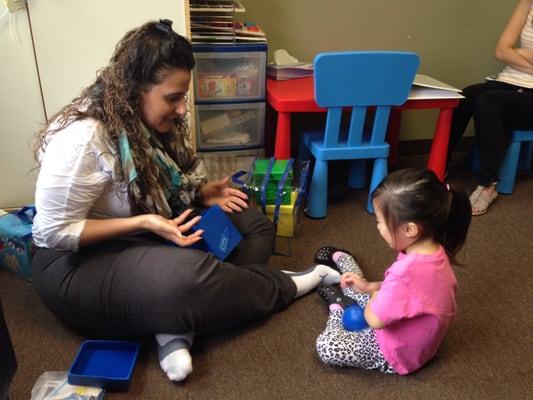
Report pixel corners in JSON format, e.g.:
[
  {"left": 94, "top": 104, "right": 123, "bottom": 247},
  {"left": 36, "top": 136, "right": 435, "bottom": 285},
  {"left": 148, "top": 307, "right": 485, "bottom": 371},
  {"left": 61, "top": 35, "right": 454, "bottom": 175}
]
[{"left": 316, "top": 253, "right": 396, "bottom": 374}]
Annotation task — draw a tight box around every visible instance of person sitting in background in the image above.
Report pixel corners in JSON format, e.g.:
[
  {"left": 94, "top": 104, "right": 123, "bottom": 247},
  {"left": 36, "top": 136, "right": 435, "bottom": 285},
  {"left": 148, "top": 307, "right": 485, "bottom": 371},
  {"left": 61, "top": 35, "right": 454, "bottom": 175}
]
[
  {"left": 447, "top": 0, "right": 533, "bottom": 215},
  {"left": 31, "top": 19, "right": 340, "bottom": 382}
]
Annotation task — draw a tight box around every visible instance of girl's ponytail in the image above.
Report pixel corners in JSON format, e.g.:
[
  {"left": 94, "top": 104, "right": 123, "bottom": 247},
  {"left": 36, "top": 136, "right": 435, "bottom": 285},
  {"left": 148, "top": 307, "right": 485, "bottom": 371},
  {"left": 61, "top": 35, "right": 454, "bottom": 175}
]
[{"left": 439, "top": 185, "right": 472, "bottom": 264}]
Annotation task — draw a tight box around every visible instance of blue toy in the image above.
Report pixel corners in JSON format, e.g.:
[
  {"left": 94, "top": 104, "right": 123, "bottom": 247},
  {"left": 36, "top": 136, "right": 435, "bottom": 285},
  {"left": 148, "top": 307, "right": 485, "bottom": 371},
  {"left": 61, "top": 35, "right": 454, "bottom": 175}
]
[
  {"left": 190, "top": 205, "right": 242, "bottom": 260},
  {"left": 342, "top": 304, "right": 369, "bottom": 331}
]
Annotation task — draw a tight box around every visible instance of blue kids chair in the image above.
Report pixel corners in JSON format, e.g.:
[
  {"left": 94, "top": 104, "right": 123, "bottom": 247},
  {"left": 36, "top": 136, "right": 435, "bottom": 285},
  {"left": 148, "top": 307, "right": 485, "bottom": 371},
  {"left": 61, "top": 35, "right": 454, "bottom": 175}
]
[
  {"left": 302, "top": 51, "right": 419, "bottom": 217},
  {"left": 498, "top": 130, "right": 533, "bottom": 193},
  {"left": 468, "top": 129, "right": 533, "bottom": 194}
]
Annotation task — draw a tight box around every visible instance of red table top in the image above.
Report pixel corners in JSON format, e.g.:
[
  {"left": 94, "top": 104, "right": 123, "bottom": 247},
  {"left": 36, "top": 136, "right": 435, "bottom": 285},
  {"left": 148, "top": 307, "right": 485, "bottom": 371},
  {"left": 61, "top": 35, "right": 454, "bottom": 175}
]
[
  {"left": 266, "top": 77, "right": 460, "bottom": 113},
  {"left": 267, "top": 77, "right": 325, "bottom": 112}
]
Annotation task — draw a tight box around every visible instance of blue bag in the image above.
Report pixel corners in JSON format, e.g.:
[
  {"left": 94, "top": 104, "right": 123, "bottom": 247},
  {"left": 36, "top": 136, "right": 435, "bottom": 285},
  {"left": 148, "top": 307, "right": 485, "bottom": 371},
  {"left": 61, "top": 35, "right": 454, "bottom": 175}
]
[{"left": 0, "top": 206, "right": 36, "bottom": 281}]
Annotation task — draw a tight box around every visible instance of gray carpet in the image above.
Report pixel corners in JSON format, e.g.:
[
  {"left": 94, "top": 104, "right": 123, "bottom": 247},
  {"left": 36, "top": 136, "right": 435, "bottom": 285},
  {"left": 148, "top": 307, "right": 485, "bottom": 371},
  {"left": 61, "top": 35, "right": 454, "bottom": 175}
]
[{"left": 1, "top": 164, "right": 532, "bottom": 399}]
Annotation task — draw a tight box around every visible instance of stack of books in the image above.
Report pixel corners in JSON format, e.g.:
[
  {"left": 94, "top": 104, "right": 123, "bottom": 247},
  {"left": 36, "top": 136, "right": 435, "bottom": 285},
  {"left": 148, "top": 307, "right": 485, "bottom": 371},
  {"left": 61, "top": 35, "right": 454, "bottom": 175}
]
[
  {"left": 191, "top": 21, "right": 266, "bottom": 44},
  {"left": 266, "top": 62, "right": 314, "bottom": 81},
  {"left": 408, "top": 74, "right": 463, "bottom": 100}
]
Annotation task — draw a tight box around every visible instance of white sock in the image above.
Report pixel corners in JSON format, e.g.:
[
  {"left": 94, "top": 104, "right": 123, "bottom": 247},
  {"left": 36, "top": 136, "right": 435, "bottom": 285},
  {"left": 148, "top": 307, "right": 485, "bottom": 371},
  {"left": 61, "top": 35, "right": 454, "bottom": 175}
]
[
  {"left": 283, "top": 264, "right": 341, "bottom": 298},
  {"left": 155, "top": 333, "right": 194, "bottom": 382}
]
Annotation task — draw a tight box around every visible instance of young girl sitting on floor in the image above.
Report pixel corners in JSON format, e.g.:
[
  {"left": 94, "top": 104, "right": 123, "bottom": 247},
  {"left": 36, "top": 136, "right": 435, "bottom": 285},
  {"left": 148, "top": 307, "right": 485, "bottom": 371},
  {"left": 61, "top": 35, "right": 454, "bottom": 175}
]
[{"left": 314, "top": 168, "right": 472, "bottom": 375}]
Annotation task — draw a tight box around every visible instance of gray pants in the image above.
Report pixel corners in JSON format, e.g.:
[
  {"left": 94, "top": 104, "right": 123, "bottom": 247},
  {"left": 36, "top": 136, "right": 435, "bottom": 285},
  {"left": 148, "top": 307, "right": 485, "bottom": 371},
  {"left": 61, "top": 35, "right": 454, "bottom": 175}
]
[
  {"left": 315, "top": 254, "right": 395, "bottom": 373},
  {"left": 32, "top": 208, "right": 296, "bottom": 337}
]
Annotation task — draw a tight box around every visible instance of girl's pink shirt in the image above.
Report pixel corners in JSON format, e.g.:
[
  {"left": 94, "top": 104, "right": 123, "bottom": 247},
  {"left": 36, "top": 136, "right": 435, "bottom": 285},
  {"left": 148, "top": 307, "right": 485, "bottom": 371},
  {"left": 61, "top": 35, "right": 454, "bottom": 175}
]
[{"left": 370, "top": 246, "right": 457, "bottom": 375}]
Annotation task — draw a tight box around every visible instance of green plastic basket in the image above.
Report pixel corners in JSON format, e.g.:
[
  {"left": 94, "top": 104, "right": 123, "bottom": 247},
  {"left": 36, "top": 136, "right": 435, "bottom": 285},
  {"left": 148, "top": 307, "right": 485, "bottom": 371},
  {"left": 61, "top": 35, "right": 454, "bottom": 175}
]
[{"left": 252, "top": 159, "right": 293, "bottom": 205}]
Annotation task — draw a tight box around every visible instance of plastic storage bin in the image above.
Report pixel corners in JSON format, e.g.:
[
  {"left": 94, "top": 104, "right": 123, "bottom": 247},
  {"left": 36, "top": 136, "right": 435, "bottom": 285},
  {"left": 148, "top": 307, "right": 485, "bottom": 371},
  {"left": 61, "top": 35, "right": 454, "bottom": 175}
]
[
  {"left": 199, "top": 148, "right": 264, "bottom": 181},
  {"left": 251, "top": 159, "right": 293, "bottom": 205},
  {"left": 195, "top": 102, "right": 265, "bottom": 151},
  {"left": 193, "top": 44, "right": 267, "bottom": 102},
  {"left": 68, "top": 340, "right": 139, "bottom": 391},
  {"left": 265, "top": 191, "right": 299, "bottom": 237}
]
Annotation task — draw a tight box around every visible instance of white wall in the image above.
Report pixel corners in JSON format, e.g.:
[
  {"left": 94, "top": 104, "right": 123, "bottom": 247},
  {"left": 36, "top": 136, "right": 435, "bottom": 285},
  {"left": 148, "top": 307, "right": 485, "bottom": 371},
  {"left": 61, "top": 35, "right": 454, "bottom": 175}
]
[
  {"left": 30, "top": 0, "right": 188, "bottom": 117},
  {"left": 0, "top": 6, "right": 45, "bottom": 208},
  {"left": 0, "top": 0, "right": 188, "bottom": 208}
]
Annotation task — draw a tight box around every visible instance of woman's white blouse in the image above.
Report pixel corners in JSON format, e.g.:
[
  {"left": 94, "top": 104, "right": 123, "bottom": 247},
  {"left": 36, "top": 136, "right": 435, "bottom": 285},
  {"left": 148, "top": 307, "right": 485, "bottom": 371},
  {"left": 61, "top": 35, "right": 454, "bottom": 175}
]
[{"left": 32, "top": 119, "right": 131, "bottom": 251}]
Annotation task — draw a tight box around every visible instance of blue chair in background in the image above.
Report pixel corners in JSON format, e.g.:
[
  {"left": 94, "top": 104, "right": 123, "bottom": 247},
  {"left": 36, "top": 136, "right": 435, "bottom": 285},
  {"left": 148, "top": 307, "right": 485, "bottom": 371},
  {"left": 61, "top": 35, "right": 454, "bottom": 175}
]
[
  {"left": 498, "top": 130, "right": 533, "bottom": 193},
  {"left": 468, "top": 130, "right": 533, "bottom": 194},
  {"left": 301, "top": 51, "right": 419, "bottom": 217}
]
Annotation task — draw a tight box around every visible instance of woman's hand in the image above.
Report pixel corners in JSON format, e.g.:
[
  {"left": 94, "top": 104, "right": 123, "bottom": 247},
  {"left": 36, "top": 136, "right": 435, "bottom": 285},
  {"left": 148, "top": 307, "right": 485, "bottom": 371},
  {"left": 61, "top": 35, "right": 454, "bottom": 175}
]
[
  {"left": 141, "top": 209, "right": 203, "bottom": 247},
  {"left": 200, "top": 176, "right": 249, "bottom": 213}
]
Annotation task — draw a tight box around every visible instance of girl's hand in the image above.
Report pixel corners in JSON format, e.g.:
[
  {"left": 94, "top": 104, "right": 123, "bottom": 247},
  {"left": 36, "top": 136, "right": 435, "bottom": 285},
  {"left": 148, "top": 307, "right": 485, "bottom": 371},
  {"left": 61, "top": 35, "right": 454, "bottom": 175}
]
[
  {"left": 200, "top": 176, "right": 249, "bottom": 213},
  {"left": 340, "top": 272, "right": 370, "bottom": 293},
  {"left": 141, "top": 209, "right": 203, "bottom": 247}
]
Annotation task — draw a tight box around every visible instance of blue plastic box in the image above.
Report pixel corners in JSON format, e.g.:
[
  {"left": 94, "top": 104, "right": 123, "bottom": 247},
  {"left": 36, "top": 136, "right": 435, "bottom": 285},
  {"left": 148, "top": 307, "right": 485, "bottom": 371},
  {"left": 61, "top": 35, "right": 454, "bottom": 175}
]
[
  {"left": 192, "top": 205, "right": 242, "bottom": 260},
  {"left": 68, "top": 340, "right": 139, "bottom": 391}
]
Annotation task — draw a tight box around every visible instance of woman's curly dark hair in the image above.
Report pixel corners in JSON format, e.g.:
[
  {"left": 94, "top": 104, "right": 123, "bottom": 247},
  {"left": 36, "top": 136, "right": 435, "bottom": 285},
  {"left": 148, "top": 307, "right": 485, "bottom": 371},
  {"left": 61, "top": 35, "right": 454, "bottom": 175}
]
[{"left": 33, "top": 20, "right": 195, "bottom": 203}]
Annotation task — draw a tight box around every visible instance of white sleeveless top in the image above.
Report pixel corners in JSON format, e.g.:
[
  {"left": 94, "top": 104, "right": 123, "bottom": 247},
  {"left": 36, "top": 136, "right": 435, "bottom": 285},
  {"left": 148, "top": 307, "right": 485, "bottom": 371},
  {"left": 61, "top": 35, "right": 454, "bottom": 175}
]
[{"left": 492, "top": 5, "right": 533, "bottom": 88}]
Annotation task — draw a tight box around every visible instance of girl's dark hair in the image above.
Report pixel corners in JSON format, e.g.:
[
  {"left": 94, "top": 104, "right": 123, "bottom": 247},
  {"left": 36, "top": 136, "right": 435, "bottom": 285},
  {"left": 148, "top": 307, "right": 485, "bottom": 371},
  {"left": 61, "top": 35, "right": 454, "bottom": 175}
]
[
  {"left": 33, "top": 19, "right": 195, "bottom": 203},
  {"left": 371, "top": 168, "right": 472, "bottom": 264}
]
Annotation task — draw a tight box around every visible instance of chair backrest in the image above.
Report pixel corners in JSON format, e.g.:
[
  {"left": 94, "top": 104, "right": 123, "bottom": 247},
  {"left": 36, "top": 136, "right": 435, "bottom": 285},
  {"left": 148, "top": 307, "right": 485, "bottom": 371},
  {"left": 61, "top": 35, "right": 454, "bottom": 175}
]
[{"left": 314, "top": 51, "right": 419, "bottom": 148}]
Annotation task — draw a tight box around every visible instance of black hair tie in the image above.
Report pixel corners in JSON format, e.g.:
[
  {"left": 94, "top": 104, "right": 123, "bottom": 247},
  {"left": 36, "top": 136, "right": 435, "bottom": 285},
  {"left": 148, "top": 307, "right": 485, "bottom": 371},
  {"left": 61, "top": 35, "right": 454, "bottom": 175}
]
[{"left": 157, "top": 19, "right": 173, "bottom": 34}]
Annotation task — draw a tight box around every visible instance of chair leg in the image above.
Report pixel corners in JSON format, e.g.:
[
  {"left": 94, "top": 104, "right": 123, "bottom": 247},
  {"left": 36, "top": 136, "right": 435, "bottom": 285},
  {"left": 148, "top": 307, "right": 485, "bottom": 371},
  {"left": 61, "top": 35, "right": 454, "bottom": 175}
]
[
  {"left": 497, "top": 140, "right": 521, "bottom": 194},
  {"left": 348, "top": 159, "right": 367, "bottom": 189},
  {"left": 386, "top": 109, "right": 402, "bottom": 167},
  {"left": 367, "top": 158, "right": 388, "bottom": 213},
  {"left": 307, "top": 159, "right": 328, "bottom": 218},
  {"left": 518, "top": 141, "right": 533, "bottom": 171}
]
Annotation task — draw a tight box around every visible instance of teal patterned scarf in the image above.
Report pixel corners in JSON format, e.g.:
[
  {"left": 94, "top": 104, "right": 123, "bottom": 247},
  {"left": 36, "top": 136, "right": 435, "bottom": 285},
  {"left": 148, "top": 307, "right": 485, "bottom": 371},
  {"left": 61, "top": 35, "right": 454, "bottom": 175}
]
[{"left": 119, "top": 124, "right": 188, "bottom": 217}]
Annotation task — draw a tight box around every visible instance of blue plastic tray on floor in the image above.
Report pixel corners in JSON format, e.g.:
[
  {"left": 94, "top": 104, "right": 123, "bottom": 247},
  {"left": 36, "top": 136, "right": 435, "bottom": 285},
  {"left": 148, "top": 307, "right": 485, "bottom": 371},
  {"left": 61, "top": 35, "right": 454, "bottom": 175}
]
[{"left": 68, "top": 340, "right": 140, "bottom": 391}]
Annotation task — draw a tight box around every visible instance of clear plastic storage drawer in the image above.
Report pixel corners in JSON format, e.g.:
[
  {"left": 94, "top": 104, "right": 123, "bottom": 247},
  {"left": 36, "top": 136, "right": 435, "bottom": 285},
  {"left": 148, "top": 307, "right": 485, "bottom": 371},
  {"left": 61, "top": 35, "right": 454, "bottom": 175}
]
[
  {"left": 195, "top": 102, "right": 265, "bottom": 151},
  {"left": 199, "top": 148, "right": 265, "bottom": 182},
  {"left": 194, "top": 51, "right": 266, "bottom": 102}
]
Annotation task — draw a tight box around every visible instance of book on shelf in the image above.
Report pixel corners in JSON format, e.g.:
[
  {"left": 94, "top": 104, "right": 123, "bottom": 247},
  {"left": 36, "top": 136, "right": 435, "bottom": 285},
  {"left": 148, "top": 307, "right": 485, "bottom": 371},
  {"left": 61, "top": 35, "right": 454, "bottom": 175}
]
[
  {"left": 192, "top": 21, "right": 266, "bottom": 37},
  {"left": 190, "top": 0, "right": 245, "bottom": 13},
  {"left": 408, "top": 74, "right": 464, "bottom": 100},
  {"left": 267, "top": 62, "right": 314, "bottom": 80},
  {"left": 191, "top": 21, "right": 266, "bottom": 44},
  {"left": 191, "top": 34, "right": 266, "bottom": 44},
  {"left": 190, "top": 1, "right": 268, "bottom": 44}
]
